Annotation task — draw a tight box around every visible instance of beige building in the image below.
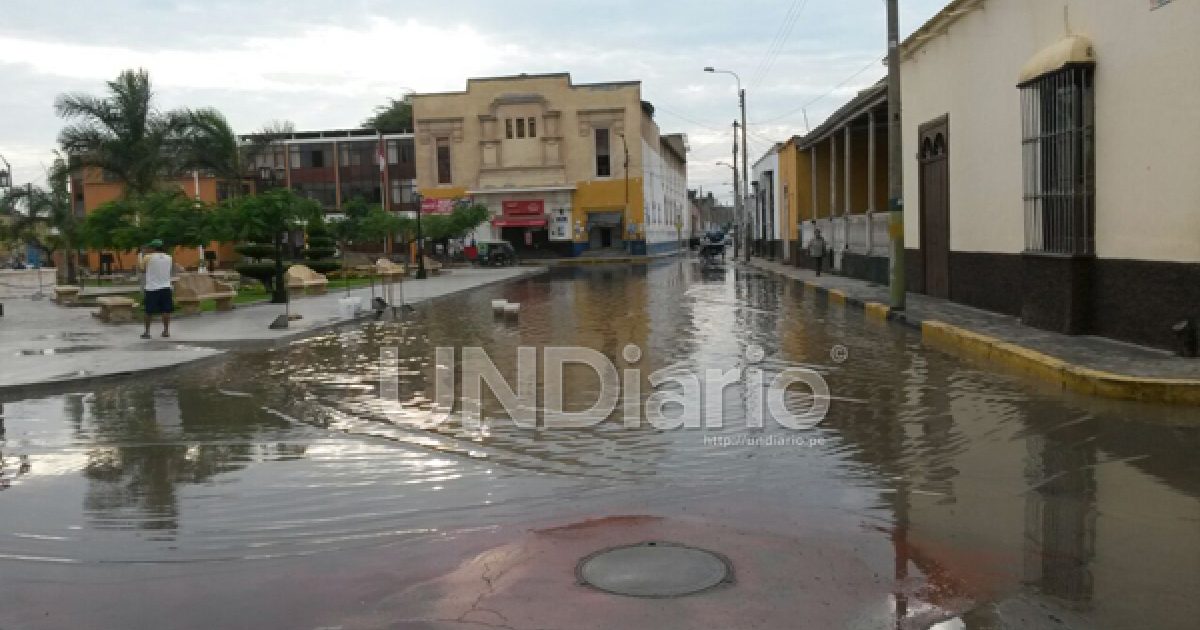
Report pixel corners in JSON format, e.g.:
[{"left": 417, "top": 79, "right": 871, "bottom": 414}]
[
  {"left": 900, "top": 0, "right": 1200, "bottom": 349},
  {"left": 411, "top": 73, "right": 688, "bottom": 257}
]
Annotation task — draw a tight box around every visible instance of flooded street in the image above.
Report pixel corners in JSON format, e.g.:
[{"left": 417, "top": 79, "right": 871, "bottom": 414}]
[{"left": 2, "top": 262, "right": 1198, "bottom": 629}]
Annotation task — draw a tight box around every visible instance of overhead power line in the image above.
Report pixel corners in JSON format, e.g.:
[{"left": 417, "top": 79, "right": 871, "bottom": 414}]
[
  {"left": 752, "top": 56, "right": 882, "bottom": 126},
  {"left": 749, "top": 0, "right": 812, "bottom": 90}
]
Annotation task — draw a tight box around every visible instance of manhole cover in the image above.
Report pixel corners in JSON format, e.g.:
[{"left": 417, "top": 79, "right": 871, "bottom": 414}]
[{"left": 576, "top": 541, "right": 732, "bottom": 598}]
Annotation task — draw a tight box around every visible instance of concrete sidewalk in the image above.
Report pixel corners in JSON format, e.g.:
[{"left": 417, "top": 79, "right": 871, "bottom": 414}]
[
  {"left": 748, "top": 258, "right": 1200, "bottom": 405},
  {"left": 0, "top": 266, "right": 545, "bottom": 394}
]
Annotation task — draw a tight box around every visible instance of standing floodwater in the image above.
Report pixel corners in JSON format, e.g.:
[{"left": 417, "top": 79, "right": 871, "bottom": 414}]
[{"left": 1, "top": 262, "right": 1198, "bottom": 629}]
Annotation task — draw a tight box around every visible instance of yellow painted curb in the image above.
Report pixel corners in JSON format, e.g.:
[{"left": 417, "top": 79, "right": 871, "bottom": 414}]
[
  {"left": 864, "top": 302, "right": 891, "bottom": 322},
  {"left": 802, "top": 280, "right": 819, "bottom": 292},
  {"left": 921, "top": 320, "right": 1200, "bottom": 406},
  {"left": 827, "top": 289, "right": 847, "bottom": 305}
]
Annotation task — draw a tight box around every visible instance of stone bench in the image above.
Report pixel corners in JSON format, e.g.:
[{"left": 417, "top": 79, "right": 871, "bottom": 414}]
[
  {"left": 210, "top": 270, "right": 241, "bottom": 290},
  {"left": 286, "top": 264, "right": 329, "bottom": 296},
  {"left": 174, "top": 274, "right": 236, "bottom": 315},
  {"left": 417, "top": 257, "right": 443, "bottom": 277},
  {"left": 374, "top": 259, "right": 407, "bottom": 282},
  {"left": 94, "top": 296, "right": 137, "bottom": 323},
  {"left": 54, "top": 286, "right": 81, "bottom": 305}
]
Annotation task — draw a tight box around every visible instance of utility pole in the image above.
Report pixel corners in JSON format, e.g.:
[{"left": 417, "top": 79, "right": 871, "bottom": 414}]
[
  {"left": 415, "top": 193, "right": 427, "bottom": 279},
  {"left": 703, "top": 67, "right": 751, "bottom": 262},
  {"left": 739, "top": 88, "right": 750, "bottom": 262},
  {"left": 731, "top": 121, "right": 741, "bottom": 259},
  {"left": 619, "top": 132, "right": 630, "bottom": 250},
  {"left": 887, "top": 0, "right": 906, "bottom": 310}
]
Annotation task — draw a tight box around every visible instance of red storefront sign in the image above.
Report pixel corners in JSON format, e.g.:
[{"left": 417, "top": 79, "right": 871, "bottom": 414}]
[
  {"left": 420, "top": 198, "right": 455, "bottom": 215},
  {"left": 501, "top": 200, "right": 545, "bottom": 216}
]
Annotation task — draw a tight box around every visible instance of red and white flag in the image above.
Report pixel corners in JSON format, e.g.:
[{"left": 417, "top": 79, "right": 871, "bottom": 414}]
[{"left": 377, "top": 134, "right": 387, "bottom": 173}]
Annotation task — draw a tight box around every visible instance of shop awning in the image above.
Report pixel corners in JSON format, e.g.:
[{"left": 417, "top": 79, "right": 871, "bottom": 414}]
[
  {"left": 1019, "top": 35, "right": 1095, "bottom": 85},
  {"left": 492, "top": 217, "right": 547, "bottom": 228}
]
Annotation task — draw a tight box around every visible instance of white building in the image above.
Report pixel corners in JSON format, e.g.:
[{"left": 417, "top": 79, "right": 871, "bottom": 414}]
[
  {"left": 751, "top": 144, "right": 785, "bottom": 260},
  {"left": 642, "top": 133, "right": 690, "bottom": 255},
  {"left": 901, "top": 0, "right": 1200, "bottom": 349}
]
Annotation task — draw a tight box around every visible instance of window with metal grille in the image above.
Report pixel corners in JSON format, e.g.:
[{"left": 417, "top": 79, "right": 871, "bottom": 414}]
[{"left": 1020, "top": 65, "right": 1095, "bottom": 255}]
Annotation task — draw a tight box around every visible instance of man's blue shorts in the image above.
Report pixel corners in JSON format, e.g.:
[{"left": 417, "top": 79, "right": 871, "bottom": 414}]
[{"left": 143, "top": 288, "right": 174, "bottom": 315}]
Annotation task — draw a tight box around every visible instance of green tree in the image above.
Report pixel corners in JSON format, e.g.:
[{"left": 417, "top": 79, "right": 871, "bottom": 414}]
[
  {"left": 187, "top": 116, "right": 297, "bottom": 194},
  {"left": 329, "top": 197, "right": 371, "bottom": 272},
  {"left": 363, "top": 97, "right": 413, "bottom": 133},
  {"left": 179, "top": 108, "right": 242, "bottom": 183},
  {"left": 79, "top": 190, "right": 213, "bottom": 254},
  {"left": 421, "top": 202, "right": 490, "bottom": 243},
  {"left": 76, "top": 198, "right": 143, "bottom": 254},
  {"left": 358, "top": 205, "right": 414, "bottom": 244},
  {"left": 55, "top": 69, "right": 192, "bottom": 197},
  {"left": 302, "top": 215, "right": 339, "bottom": 274},
  {"left": 0, "top": 154, "right": 81, "bottom": 281},
  {"left": 224, "top": 189, "right": 320, "bottom": 302}
]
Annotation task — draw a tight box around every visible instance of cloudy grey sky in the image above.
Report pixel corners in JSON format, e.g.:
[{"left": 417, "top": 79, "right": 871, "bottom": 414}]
[{"left": 0, "top": 0, "right": 947, "bottom": 203}]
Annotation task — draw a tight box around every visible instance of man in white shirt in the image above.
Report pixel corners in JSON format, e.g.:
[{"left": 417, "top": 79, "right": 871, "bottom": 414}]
[{"left": 139, "top": 239, "right": 174, "bottom": 339}]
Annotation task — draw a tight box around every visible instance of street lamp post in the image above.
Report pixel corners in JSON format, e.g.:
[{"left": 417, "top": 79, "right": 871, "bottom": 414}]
[
  {"left": 705, "top": 66, "right": 751, "bottom": 262},
  {"left": 414, "top": 193, "right": 427, "bottom": 280},
  {"left": 259, "top": 166, "right": 289, "bottom": 306}
]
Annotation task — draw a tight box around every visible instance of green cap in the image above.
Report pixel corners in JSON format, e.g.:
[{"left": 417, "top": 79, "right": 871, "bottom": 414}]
[{"left": 147, "top": 239, "right": 164, "bottom": 249}]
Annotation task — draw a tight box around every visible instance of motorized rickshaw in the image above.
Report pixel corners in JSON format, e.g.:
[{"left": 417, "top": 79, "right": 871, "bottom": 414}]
[
  {"left": 472, "top": 240, "right": 519, "bottom": 267},
  {"left": 698, "top": 231, "right": 727, "bottom": 267}
]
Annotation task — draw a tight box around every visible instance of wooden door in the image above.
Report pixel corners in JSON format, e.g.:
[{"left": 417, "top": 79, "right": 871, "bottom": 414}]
[{"left": 919, "top": 117, "right": 950, "bottom": 298}]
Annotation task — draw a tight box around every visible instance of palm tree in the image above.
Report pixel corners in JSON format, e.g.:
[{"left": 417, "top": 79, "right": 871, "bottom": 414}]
[
  {"left": 55, "top": 69, "right": 191, "bottom": 197},
  {"left": 0, "top": 154, "right": 81, "bottom": 282},
  {"left": 180, "top": 108, "right": 241, "bottom": 183},
  {"left": 180, "top": 113, "right": 296, "bottom": 194}
]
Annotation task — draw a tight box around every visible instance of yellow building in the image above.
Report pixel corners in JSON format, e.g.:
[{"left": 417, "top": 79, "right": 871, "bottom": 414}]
[
  {"left": 412, "top": 73, "right": 688, "bottom": 257},
  {"left": 779, "top": 81, "right": 889, "bottom": 283}
]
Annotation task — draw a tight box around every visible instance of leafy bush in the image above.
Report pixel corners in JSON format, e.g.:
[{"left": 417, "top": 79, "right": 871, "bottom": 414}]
[
  {"left": 307, "top": 260, "right": 341, "bottom": 274},
  {"left": 234, "top": 261, "right": 290, "bottom": 293},
  {"left": 305, "top": 243, "right": 337, "bottom": 260},
  {"left": 235, "top": 242, "right": 275, "bottom": 260},
  {"left": 304, "top": 217, "right": 338, "bottom": 267}
]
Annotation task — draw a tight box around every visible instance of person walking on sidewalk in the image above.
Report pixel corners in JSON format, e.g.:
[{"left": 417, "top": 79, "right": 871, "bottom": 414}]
[
  {"left": 808, "top": 228, "right": 828, "bottom": 277},
  {"left": 140, "top": 239, "right": 174, "bottom": 339}
]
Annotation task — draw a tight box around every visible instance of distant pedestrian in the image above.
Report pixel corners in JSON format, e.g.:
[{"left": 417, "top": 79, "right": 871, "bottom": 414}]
[
  {"left": 808, "top": 228, "right": 828, "bottom": 276},
  {"left": 140, "top": 239, "right": 174, "bottom": 339}
]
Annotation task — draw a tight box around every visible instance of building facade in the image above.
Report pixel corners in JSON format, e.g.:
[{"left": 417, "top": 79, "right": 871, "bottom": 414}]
[
  {"left": 68, "top": 128, "right": 418, "bottom": 271},
  {"left": 688, "top": 188, "right": 734, "bottom": 241},
  {"left": 70, "top": 167, "right": 236, "bottom": 271},
  {"left": 241, "top": 128, "right": 418, "bottom": 216},
  {"left": 241, "top": 128, "right": 417, "bottom": 256},
  {"left": 900, "top": 0, "right": 1200, "bottom": 349},
  {"left": 411, "top": 73, "right": 687, "bottom": 257},
  {"left": 786, "top": 81, "right": 890, "bottom": 283},
  {"left": 751, "top": 144, "right": 784, "bottom": 260}
]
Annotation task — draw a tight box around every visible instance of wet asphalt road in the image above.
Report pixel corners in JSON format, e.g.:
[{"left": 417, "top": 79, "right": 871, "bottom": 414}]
[{"left": 1, "top": 261, "right": 1197, "bottom": 629}]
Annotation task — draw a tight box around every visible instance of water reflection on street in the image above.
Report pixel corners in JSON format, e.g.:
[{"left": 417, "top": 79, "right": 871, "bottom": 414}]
[{"left": 1, "top": 261, "right": 1198, "bottom": 628}]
